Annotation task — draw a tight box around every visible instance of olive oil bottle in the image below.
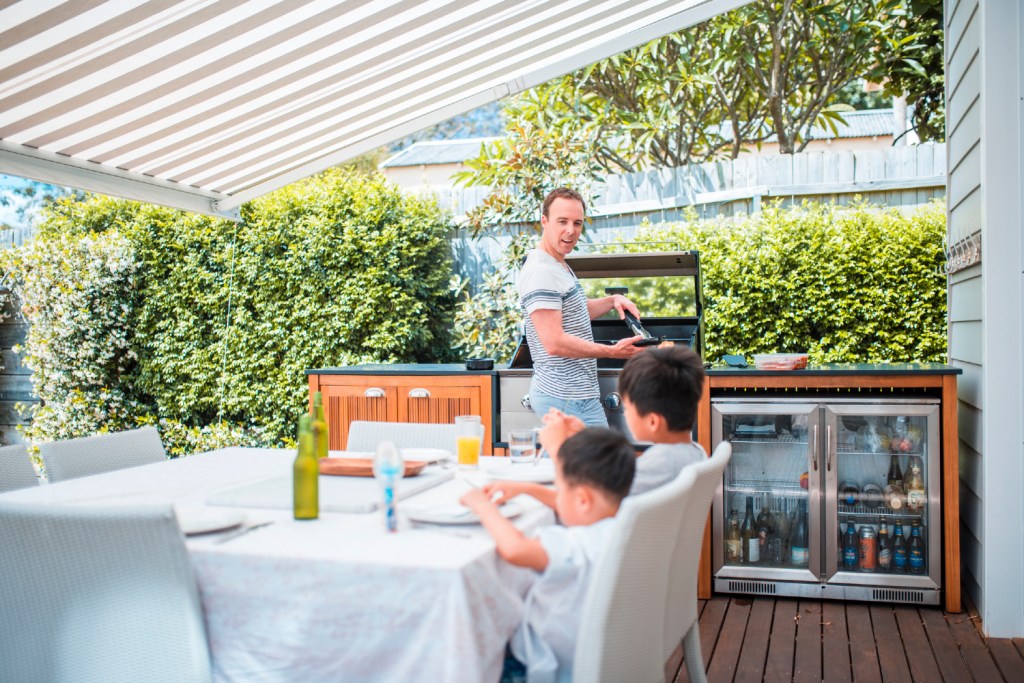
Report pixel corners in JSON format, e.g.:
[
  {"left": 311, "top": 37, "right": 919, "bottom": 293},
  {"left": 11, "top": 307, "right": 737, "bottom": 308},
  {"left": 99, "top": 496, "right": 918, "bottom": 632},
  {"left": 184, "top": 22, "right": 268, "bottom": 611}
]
[{"left": 293, "top": 414, "right": 319, "bottom": 520}]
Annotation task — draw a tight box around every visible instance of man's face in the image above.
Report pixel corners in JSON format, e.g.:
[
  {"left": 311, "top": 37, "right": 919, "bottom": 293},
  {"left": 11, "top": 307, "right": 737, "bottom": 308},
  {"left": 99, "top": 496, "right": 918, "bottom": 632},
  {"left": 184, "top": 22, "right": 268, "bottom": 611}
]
[{"left": 540, "top": 197, "right": 584, "bottom": 258}]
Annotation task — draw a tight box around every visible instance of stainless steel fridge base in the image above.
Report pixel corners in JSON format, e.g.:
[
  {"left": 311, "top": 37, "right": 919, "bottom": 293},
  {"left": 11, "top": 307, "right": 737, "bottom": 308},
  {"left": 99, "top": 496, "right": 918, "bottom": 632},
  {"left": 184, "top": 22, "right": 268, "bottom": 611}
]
[{"left": 714, "top": 578, "right": 942, "bottom": 605}]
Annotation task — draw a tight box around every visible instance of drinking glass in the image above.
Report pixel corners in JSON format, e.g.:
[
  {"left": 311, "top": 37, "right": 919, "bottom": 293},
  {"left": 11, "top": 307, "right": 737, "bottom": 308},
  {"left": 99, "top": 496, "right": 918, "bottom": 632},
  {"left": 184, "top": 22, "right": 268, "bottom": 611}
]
[
  {"left": 507, "top": 430, "right": 536, "bottom": 464},
  {"left": 454, "top": 415, "right": 482, "bottom": 470}
]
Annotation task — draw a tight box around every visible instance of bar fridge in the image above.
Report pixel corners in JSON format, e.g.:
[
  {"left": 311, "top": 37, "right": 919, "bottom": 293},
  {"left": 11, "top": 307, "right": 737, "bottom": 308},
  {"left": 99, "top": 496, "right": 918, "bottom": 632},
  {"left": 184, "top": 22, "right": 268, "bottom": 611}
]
[{"left": 711, "top": 397, "right": 942, "bottom": 605}]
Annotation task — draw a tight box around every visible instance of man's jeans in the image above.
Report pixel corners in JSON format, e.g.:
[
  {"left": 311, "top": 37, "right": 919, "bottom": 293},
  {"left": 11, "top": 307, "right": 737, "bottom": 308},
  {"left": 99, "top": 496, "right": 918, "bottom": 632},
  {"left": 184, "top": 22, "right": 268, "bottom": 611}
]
[{"left": 529, "top": 384, "right": 608, "bottom": 428}]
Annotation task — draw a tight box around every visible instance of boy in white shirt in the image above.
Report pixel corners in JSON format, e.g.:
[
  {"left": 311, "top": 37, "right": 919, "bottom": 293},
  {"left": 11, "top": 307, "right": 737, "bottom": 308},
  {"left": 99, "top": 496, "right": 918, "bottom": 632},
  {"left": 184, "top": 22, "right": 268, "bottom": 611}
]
[
  {"left": 460, "top": 428, "right": 635, "bottom": 683},
  {"left": 488, "top": 346, "right": 707, "bottom": 508}
]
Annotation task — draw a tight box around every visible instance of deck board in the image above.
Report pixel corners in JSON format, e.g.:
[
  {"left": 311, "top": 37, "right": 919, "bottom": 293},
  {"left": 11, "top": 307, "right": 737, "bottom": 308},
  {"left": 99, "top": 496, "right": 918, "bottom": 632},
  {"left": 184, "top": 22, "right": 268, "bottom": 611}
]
[
  {"left": 733, "top": 598, "right": 775, "bottom": 683},
  {"left": 893, "top": 607, "right": 943, "bottom": 683},
  {"left": 763, "top": 599, "right": 797, "bottom": 683},
  {"left": 707, "top": 598, "right": 751, "bottom": 683},
  {"left": 846, "top": 603, "right": 883, "bottom": 683},
  {"left": 821, "top": 601, "right": 852, "bottom": 683},
  {"left": 672, "top": 592, "right": 1018, "bottom": 682},
  {"left": 792, "top": 601, "right": 821, "bottom": 683}
]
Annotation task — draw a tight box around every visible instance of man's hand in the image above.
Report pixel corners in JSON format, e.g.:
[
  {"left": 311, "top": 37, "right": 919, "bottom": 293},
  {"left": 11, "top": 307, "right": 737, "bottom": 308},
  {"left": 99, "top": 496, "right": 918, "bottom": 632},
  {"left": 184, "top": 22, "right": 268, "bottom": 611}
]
[
  {"left": 610, "top": 294, "right": 641, "bottom": 320},
  {"left": 608, "top": 335, "right": 644, "bottom": 359}
]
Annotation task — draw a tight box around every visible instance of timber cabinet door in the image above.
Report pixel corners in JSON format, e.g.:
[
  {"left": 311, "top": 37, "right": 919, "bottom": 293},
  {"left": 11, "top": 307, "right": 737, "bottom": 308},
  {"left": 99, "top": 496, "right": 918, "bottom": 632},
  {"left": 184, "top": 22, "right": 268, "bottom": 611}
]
[
  {"left": 309, "top": 373, "right": 494, "bottom": 454},
  {"left": 318, "top": 382, "right": 398, "bottom": 451}
]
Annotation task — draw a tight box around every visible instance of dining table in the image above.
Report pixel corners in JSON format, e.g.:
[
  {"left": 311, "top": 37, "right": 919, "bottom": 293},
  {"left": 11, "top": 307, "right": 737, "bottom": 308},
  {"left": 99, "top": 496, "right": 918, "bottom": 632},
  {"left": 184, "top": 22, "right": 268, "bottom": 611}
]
[{"left": 0, "top": 448, "right": 557, "bottom": 683}]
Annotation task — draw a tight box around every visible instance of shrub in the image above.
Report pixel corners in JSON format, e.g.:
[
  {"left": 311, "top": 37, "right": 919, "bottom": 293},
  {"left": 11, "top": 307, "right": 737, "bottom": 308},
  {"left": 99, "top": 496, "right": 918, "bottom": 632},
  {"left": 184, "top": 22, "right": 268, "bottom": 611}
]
[
  {"left": 1, "top": 169, "right": 456, "bottom": 449},
  {"left": 627, "top": 200, "right": 948, "bottom": 363}
]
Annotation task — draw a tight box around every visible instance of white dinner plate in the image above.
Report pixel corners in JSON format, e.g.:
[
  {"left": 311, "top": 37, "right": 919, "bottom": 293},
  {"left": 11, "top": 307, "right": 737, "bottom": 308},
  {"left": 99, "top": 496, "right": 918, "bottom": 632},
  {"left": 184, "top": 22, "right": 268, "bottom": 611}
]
[
  {"left": 405, "top": 501, "right": 523, "bottom": 526},
  {"left": 485, "top": 461, "right": 556, "bottom": 484},
  {"left": 175, "top": 507, "right": 246, "bottom": 536}
]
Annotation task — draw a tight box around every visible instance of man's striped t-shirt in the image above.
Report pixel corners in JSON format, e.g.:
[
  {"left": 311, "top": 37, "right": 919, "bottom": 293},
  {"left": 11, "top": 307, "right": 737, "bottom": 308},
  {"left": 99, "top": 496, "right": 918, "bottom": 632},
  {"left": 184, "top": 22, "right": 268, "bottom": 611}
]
[{"left": 518, "top": 249, "right": 599, "bottom": 400}]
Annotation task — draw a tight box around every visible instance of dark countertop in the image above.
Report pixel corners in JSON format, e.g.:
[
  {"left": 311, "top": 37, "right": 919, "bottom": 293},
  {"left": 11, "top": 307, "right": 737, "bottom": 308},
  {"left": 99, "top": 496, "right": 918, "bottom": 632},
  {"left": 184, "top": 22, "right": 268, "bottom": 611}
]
[
  {"left": 306, "top": 363, "right": 496, "bottom": 376},
  {"left": 307, "top": 362, "right": 961, "bottom": 376},
  {"left": 707, "top": 362, "right": 961, "bottom": 376}
]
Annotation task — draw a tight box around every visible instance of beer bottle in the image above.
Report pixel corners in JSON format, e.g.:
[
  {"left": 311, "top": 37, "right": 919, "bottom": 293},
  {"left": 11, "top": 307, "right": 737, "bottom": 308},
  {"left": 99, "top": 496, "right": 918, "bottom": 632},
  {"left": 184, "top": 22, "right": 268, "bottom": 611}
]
[
  {"left": 293, "top": 415, "right": 319, "bottom": 520},
  {"left": 725, "top": 509, "right": 743, "bottom": 565},
  {"left": 741, "top": 496, "right": 759, "bottom": 564},
  {"left": 883, "top": 483, "right": 906, "bottom": 511},
  {"left": 312, "top": 391, "right": 329, "bottom": 459},
  {"left": 790, "top": 499, "right": 809, "bottom": 567},
  {"left": 756, "top": 495, "right": 773, "bottom": 564},
  {"left": 839, "top": 481, "right": 860, "bottom": 507},
  {"left": 908, "top": 520, "right": 926, "bottom": 574},
  {"left": 877, "top": 516, "right": 892, "bottom": 572},
  {"left": 905, "top": 456, "right": 926, "bottom": 512},
  {"left": 892, "top": 522, "right": 908, "bottom": 572},
  {"left": 842, "top": 517, "right": 858, "bottom": 570}
]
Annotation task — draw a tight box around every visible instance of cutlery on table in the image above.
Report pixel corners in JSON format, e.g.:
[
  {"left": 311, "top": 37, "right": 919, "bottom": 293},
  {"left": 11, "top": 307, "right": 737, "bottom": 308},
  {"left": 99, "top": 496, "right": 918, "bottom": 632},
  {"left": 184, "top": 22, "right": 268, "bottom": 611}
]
[{"left": 215, "top": 521, "right": 274, "bottom": 545}]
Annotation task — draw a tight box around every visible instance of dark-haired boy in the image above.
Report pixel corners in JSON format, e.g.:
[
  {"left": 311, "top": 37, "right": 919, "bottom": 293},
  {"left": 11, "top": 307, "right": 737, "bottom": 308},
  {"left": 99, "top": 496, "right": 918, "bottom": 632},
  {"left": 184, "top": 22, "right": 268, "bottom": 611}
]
[
  {"left": 460, "top": 428, "right": 636, "bottom": 683},
  {"left": 617, "top": 345, "right": 707, "bottom": 494}
]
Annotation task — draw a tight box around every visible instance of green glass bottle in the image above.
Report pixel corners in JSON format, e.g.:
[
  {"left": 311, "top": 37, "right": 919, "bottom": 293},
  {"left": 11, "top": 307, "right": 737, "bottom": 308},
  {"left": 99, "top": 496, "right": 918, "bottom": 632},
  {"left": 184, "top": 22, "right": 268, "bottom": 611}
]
[
  {"left": 312, "top": 391, "right": 329, "bottom": 459},
  {"left": 293, "top": 414, "right": 319, "bottom": 520}
]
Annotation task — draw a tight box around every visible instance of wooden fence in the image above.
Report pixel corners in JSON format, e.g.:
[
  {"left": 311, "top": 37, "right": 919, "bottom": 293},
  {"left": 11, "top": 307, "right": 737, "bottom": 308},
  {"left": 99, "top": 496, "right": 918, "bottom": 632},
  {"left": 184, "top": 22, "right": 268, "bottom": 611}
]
[{"left": 449, "top": 145, "right": 947, "bottom": 287}]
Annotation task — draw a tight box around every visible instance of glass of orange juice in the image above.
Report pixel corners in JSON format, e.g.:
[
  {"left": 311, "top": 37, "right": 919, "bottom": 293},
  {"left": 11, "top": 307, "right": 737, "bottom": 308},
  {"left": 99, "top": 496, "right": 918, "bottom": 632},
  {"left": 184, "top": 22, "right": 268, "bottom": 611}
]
[{"left": 454, "top": 415, "right": 482, "bottom": 470}]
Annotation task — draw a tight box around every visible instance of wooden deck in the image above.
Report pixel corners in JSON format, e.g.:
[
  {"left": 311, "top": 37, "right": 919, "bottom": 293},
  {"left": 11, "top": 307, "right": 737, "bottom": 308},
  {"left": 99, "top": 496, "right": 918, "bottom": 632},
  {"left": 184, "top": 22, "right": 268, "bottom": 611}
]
[{"left": 666, "top": 594, "right": 1024, "bottom": 682}]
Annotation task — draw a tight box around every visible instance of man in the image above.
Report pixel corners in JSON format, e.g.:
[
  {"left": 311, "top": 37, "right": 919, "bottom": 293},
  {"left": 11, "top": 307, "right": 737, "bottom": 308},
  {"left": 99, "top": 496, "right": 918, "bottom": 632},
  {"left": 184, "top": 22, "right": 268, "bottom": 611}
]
[{"left": 517, "top": 187, "right": 642, "bottom": 426}]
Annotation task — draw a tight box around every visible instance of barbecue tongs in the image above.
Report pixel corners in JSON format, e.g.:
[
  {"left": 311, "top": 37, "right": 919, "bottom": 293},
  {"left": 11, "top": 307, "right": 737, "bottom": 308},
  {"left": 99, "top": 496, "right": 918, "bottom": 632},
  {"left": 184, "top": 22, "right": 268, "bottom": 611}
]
[{"left": 623, "top": 311, "right": 664, "bottom": 347}]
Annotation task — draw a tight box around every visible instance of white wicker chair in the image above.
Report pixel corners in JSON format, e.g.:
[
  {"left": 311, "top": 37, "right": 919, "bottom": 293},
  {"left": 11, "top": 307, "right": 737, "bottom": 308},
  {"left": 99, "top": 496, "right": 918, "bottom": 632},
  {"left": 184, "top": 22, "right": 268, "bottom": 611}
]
[
  {"left": 0, "top": 443, "right": 39, "bottom": 492},
  {"left": 38, "top": 426, "right": 166, "bottom": 483},
  {"left": 663, "top": 442, "right": 732, "bottom": 682},
  {"left": 346, "top": 420, "right": 458, "bottom": 452},
  {"left": 572, "top": 442, "right": 731, "bottom": 683},
  {"left": 0, "top": 502, "right": 212, "bottom": 683}
]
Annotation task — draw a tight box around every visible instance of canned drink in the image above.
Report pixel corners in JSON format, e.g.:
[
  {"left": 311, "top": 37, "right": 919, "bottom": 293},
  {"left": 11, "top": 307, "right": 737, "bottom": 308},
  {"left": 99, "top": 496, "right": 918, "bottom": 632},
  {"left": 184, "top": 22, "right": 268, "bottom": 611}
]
[{"left": 859, "top": 525, "right": 877, "bottom": 572}]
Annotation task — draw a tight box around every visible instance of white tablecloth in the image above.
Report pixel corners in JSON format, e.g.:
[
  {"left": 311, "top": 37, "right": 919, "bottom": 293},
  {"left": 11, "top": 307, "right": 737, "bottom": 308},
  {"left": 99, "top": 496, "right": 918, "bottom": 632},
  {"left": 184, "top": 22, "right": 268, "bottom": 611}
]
[{"left": 0, "top": 448, "right": 555, "bottom": 683}]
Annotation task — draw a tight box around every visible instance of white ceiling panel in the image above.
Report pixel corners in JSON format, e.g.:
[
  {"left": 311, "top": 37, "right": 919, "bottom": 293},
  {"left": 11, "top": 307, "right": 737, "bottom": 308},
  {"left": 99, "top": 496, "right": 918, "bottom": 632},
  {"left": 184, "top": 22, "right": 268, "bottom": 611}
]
[{"left": 0, "top": 0, "right": 749, "bottom": 220}]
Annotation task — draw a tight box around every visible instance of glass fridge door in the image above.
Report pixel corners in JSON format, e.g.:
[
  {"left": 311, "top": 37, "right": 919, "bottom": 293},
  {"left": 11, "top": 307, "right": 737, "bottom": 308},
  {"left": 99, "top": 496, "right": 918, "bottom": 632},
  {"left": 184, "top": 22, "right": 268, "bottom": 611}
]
[
  {"left": 712, "top": 401, "right": 820, "bottom": 583},
  {"left": 824, "top": 402, "right": 941, "bottom": 589}
]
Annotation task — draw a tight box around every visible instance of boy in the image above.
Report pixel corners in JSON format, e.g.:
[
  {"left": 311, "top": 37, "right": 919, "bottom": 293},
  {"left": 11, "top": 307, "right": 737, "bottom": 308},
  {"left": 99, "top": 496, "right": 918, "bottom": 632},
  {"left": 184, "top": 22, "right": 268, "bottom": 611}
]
[
  {"left": 489, "top": 345, "right": 706, "bottom": 505},
  {"left": 460, "top": 428, "right": 635, "bottom": 683},
  {"left": 617, "top": 344, "right": 707, "bottom": 494}
]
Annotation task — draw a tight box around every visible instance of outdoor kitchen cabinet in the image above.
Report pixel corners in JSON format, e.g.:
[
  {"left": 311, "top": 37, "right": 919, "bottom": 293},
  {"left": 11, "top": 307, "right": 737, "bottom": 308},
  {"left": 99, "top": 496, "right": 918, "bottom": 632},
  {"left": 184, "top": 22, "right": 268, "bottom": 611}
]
[
  {"left": 306, "top": 365, "right": 495, "bottom": 454},
  {"left": 694, "top": 365, "right": 961, "bottom": 612}
]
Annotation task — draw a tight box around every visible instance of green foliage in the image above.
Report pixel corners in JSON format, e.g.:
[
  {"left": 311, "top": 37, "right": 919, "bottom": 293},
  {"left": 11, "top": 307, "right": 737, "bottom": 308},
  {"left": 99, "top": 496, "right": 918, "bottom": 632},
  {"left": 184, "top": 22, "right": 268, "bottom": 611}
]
[
  {"left": 452, "top": 201, "right": 948, "bottom": 365},
  {"left": 451, "top": 123, "right": 603, "bottom": 361},
  {"left": 496, "top": 0, "right": 928, "bottom": 168},
  {"left": 1, "top": 169, "right": 456, "bottom": 450},
  {"left": 871, "top": 0, "right": 944, "bottom": 141},
  {"left": 632, "top": 201, "right": 948, "bottom": 363}
]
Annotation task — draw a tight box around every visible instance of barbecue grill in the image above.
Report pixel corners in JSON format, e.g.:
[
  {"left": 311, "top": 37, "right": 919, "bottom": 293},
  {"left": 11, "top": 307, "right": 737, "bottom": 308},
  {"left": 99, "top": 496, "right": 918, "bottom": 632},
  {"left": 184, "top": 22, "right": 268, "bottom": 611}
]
[{"left": 498, "top": 251, "right": 704, "bottom": 444}]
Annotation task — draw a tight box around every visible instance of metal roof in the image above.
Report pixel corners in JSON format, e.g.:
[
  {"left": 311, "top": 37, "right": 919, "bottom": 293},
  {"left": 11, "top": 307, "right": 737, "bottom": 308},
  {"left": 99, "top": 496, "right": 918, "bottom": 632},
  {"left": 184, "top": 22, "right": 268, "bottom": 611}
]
[
  {"left": 0, "top": 0, "right": 749, "bottom": 220},
  {"left": 379, "top": 137, "right": 501, "bottom": 167}
]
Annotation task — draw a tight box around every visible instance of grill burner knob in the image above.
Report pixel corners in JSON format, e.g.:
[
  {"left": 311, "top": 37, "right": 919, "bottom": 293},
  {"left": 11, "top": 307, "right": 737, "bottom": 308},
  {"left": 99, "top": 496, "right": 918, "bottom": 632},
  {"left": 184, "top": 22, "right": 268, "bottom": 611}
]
[
  {"left": 602, "top": 392, "right": 622, "bottom": 411},
  {"left": 521, "top": 394, "right": 532, "bottom": 410}
]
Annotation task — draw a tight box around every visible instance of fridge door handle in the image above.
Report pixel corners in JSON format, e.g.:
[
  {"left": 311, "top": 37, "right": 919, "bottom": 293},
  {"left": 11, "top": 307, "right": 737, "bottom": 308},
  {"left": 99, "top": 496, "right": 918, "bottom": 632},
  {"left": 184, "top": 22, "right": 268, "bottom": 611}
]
[
  {"left": 826, "top": 424, "right": 833, "bottom": 472},
  {"left": 812, "top": 423, "right": 818, "bottom": 470}
]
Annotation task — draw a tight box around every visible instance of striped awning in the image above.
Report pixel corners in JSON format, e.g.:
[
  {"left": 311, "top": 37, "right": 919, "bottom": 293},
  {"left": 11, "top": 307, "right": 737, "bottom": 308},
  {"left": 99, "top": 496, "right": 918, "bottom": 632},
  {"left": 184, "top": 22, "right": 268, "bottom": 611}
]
[{"left": 0, "top": 0, "right": 748, "bottom": 219}]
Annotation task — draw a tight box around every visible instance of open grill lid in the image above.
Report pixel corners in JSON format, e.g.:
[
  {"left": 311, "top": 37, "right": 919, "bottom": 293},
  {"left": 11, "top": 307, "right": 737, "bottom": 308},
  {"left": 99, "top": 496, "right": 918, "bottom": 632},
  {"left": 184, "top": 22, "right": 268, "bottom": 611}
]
[{"left": 509, "top": 250, "right": 704, "bottom": 369}]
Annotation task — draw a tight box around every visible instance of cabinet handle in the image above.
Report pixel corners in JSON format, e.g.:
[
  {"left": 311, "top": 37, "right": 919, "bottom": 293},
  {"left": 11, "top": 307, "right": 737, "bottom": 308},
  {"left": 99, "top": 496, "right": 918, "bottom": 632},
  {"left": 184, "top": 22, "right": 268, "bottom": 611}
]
[
  {"left": 364, "top": 388, "right": 386, "bottom": 398},
  {"left": 812, "top": 423, "right": 819, "bottom": 471},
  {"left": 826, "top": 424, "right": 833, "bottom": 472},
  {"left": 408, "top": 388, "right": 431, "bottom": 399}
]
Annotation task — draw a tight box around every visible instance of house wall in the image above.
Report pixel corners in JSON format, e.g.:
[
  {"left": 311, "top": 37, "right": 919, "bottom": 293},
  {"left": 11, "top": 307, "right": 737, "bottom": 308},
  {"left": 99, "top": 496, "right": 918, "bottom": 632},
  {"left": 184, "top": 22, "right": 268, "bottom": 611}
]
[{"left": 946, "top": 0, "right": 1024, "bottom": 637}]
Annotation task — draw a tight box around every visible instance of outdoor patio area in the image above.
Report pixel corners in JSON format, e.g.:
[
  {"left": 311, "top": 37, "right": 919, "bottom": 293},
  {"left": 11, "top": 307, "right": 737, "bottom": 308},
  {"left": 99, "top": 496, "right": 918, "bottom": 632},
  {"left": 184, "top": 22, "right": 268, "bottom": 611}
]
[{"left": 669, "top": 593, "right": 1024, "bottom": 682}]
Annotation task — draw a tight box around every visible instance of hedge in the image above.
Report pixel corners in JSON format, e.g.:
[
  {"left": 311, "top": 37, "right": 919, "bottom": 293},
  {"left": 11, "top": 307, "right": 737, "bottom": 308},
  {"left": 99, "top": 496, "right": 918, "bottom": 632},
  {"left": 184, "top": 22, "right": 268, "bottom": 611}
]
[
  {"left": 1, "top": 169, "right": 456, "bottom": 451},
  {"left": 614, "top": 200, "right": 948, "bottom": 363}
]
